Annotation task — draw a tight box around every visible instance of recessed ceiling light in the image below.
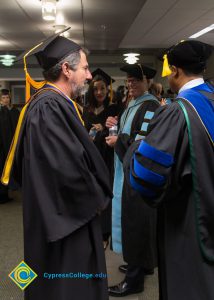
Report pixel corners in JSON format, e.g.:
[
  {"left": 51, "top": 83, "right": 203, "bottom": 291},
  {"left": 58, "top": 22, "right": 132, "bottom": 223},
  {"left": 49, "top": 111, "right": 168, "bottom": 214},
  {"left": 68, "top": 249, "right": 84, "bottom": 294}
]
[
  {"left": 0, "top": 54, "right": 16, "bottom": 67},
  {"left": 189, "top": 24, "right": 214, "bottom": 38},
  {"left": 123, "top": 53, "right": 140, "bottom": 64},
  {"left": 101, "top": 25, "right": 107, "bottom": 31}
]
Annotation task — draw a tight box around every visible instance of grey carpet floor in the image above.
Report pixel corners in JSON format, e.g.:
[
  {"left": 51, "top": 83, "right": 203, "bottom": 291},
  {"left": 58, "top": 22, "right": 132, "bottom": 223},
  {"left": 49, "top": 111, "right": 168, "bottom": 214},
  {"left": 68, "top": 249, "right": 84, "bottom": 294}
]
[{"left": 0, "top": 191, "right": 159, "bottom": 300}]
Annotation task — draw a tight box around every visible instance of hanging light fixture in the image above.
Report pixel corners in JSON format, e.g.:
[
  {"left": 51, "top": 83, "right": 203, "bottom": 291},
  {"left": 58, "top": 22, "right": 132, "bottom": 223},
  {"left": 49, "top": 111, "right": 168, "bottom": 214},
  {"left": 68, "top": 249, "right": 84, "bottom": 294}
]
[
  {"left": 0, "top": 54, "right": 16, "bottom": 67},
  {"left": 41, "top": 0, "right": 58, "bottom": 21},
  {"left": 123, "top": 53, "right": 140, "bottom": 64},
  {"left": 53, "top": 25, "right": 70, "bottom": 38}
]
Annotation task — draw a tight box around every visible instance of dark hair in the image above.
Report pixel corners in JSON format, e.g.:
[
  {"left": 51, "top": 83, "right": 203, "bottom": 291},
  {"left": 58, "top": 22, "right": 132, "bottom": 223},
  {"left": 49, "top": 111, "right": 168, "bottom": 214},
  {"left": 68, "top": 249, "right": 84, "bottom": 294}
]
[
  {"left": 87, "top": 75, "right": 110, "bottom": 111},
  {"left": 182, "top": 67, "right": 204, "bottom": 76}
]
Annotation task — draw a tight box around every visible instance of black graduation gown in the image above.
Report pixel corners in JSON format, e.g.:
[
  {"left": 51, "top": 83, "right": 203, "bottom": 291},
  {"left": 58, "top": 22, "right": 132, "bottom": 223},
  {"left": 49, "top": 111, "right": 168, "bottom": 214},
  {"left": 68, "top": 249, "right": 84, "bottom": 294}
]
[
  {"left": 83, "top": 103, "right": 119, "bottom": 237},
  {"left": 115, "top": 99, "right": 159, "bottom": 268},
  {"left": 0, "top": 106, "right": 17, "bottom": 198},
  {"left": 124, "top": 101, "right": 214, "bottom": 299},
  {"left": 9, "top": 107, "right": 20, "bottom": 132},
  {"left": 12, "top": 90, "right": 112, "bottom": 300}
]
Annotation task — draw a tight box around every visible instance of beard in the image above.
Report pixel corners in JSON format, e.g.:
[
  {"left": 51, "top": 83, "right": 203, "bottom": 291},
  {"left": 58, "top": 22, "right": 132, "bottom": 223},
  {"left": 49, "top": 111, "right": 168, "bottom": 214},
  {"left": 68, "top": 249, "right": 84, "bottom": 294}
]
[{"left": 71, "top": 81, "right": 87, "bottom": 99}]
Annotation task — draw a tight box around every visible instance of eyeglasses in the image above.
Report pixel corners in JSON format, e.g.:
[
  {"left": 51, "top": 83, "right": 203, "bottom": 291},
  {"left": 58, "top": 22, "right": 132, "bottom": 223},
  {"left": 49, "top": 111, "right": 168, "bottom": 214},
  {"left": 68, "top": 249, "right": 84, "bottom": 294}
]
[{"left": 126, "top": 79, "right": 141, "bottom": 85}]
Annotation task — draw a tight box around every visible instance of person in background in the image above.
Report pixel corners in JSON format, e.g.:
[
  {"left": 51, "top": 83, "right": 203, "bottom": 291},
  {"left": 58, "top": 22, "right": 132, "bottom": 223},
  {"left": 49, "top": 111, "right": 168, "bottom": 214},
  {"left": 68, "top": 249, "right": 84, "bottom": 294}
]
[
  {"left": 83, "top": 69, "right": 119, "bottom": 249},
  {"left": 149, "top": 82, "right": 163, "bottom": 101},
  {"left": 106, "top": 64, "right": 160, "bottom": 297},
  {"left": 83, "top": 68, "right": 118, "bottom": 137},
  {"left": 150, "top": 83, "right": 169, "bottom": 106},
  {"left": 126, "top": 40, "right": 214, "bottom": 300},
  {"left": 115, "top": 85, "right": 125, "bottom": 101},
  {"left": 164, "top": 88, "right": 174, "bottom": 104},
  {"left": 0, "top": 89, "right": 20, "bottom": 127},
  {"left": 1, "top": 30, "right": 112, "bottom": 300},
  {"left": 114, "top": 85, "right": 126, "bottom": 110},
  {"left": 0, "top": 89, "right": 20, "bottom": 203},
  {"left": 0, "top": 89, "right": 11, "bottom": 107}
]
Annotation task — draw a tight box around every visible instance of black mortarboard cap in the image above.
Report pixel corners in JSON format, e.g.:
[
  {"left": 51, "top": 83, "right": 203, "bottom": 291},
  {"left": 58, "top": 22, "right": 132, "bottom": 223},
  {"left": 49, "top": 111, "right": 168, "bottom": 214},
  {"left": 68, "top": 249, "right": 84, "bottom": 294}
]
[
  {"left": 91, "top": 68, "right": 115, "bottom": 86},
  {"left": 167, "top": 40, "right": 213, "bottom": 73},
  {"left": 120, "top": 64, "right": 156, "bottom": 80},
  {"left": 16, "top": 28, "right": 82, "bottom": 102},
  {"left": 1, "top": 89, "right": 10, "bottom": 95},
  {"left": 16, "top": 27, "right": 81, "bottom": 71}
]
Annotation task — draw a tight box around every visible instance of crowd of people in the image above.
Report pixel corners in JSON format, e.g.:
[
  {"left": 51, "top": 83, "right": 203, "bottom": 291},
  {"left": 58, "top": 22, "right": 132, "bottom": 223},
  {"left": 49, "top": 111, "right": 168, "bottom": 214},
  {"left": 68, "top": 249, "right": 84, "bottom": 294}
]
[{"left": 0, "top": 30, "right": 213, "bottom": 300}]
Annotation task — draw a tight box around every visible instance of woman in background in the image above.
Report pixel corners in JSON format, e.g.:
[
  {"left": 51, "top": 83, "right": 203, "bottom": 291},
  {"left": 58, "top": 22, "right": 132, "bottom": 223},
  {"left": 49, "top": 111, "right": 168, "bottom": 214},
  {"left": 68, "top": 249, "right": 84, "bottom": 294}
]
[{"left": 83, "top": 69, "right": 119, "bottom": 249}]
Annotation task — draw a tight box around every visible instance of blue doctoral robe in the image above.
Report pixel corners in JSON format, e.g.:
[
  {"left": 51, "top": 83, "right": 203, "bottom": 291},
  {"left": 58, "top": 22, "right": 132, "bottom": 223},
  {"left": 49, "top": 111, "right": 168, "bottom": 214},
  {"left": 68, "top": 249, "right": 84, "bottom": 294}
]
[
  {"left": 112, "top": 93, "right": 159, "bottom": 253},
  {"left": 126, "top": 82, "right": 214, "bottom": 300}
]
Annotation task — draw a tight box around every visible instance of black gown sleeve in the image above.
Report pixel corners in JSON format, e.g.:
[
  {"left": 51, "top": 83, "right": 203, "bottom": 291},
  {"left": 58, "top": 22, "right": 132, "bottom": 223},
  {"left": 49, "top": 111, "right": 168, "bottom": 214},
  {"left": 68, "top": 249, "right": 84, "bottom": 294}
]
[
  {"left": 9, "top": 107, "right": 20, "bottom": 133},
  {"left": 114, "top": 133, "right": 134, "bottom": 162},
  {"left": 124, "top": 102, "right": 191, "bottom": 207}
]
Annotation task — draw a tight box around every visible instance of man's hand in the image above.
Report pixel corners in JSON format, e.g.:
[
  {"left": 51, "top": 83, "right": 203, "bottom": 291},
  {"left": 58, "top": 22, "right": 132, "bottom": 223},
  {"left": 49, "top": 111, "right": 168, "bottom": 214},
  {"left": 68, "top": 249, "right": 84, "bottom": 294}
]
[
  {"left": 160, "top": 98, "right": 167, "bottom": 106},
  {"left": 105, "top": 135, "right": 118, "bottom": 147},
  {"left": 92, "top": 123, "right": 103, "bottom": 131},
  {"left": 105, "top": 116, "right": 118, "bottom": 129}
]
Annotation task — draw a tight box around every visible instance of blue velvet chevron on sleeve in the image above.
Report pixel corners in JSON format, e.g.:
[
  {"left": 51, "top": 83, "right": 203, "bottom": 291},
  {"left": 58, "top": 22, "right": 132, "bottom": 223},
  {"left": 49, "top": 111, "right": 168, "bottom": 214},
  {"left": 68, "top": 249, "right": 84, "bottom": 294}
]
[
  {"left": 130, "top": 163, "right": 156, "bottom": 198},
  {"left": 138, "top": 141, "right": 174, "bottom": 167},
  {"left": 130, "top": 141, "right": 174, "bottom": 197},
  {"left": 133, "top": 154, "right": 166, "bottom": 186}
]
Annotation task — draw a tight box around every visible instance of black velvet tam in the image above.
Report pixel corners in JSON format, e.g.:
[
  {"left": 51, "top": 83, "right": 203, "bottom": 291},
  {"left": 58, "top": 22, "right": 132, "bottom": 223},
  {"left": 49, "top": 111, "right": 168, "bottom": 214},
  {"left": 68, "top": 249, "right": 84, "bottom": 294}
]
[
  {"left": 167, "top": 40, "right": 213, "bottom": 73},
  {"left": 120, "top": 64, "right": 157, "bottom": 80}
]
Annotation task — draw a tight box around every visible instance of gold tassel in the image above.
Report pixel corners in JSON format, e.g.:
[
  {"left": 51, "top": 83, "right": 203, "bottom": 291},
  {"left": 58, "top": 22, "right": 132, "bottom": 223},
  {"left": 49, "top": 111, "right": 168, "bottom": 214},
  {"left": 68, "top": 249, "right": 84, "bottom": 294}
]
[
  {"left": 23, "top": 42, "right": 47, "bottom": 102},
  {"left": 25, "top": 72, "right": 46, "bottom": 102},
  {"left": 162, "top": 54, "right": 172, "bottom": 77}
]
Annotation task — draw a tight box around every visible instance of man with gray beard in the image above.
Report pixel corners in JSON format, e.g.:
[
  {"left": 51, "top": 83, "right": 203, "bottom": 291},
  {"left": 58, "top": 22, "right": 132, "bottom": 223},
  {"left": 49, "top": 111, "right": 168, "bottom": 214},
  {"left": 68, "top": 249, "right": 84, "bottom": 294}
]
[{"left": 1, "top": 30, "right": 112, "bottom": 300}]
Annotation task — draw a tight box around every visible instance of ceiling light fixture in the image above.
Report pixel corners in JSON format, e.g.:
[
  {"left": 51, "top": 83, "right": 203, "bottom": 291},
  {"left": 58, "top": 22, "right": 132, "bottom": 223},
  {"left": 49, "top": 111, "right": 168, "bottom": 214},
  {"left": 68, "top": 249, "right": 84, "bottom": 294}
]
[
  {"left": 189, "top": 24, "right": 214, "bottom": 38},
  {"left": 0, "top": 54, "right": 16, "bottom": 67},
  {"left": 41, "top": 0, "right": 58, "bottom": 21},
  {"left": 53, "top": 25, "right": 70, "bottom": 38},
  {"left": 123, "top": 53, "right": 140, "bottom": 64},
  {"left": 55, "top": 13, "right": 64, "bottom": 25}
]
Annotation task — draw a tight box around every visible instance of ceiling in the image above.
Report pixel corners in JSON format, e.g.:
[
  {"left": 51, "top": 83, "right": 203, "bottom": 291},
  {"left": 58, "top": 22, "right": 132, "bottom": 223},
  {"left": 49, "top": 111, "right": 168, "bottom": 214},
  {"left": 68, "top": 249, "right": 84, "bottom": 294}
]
[{"left": 0, "top": 0, "right": 214, "bottom": 69}]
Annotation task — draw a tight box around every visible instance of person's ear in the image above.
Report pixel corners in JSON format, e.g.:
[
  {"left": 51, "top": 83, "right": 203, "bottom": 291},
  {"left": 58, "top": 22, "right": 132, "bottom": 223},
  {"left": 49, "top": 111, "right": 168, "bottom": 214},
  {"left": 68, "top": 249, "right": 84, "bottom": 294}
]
[
  {"left": 170, "top": 65, "right": 179, "bottom": 78},
  {"left": 61, "top": 62, "right": 72, "bottom": 78}
]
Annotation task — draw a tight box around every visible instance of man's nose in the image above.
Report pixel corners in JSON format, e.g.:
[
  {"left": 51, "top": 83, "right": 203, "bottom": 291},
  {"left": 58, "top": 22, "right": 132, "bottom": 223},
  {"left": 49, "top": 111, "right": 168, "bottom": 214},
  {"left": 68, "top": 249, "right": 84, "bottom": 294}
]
[{"left": 86, "top": 70, "right": 92, "bottom": 80}]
